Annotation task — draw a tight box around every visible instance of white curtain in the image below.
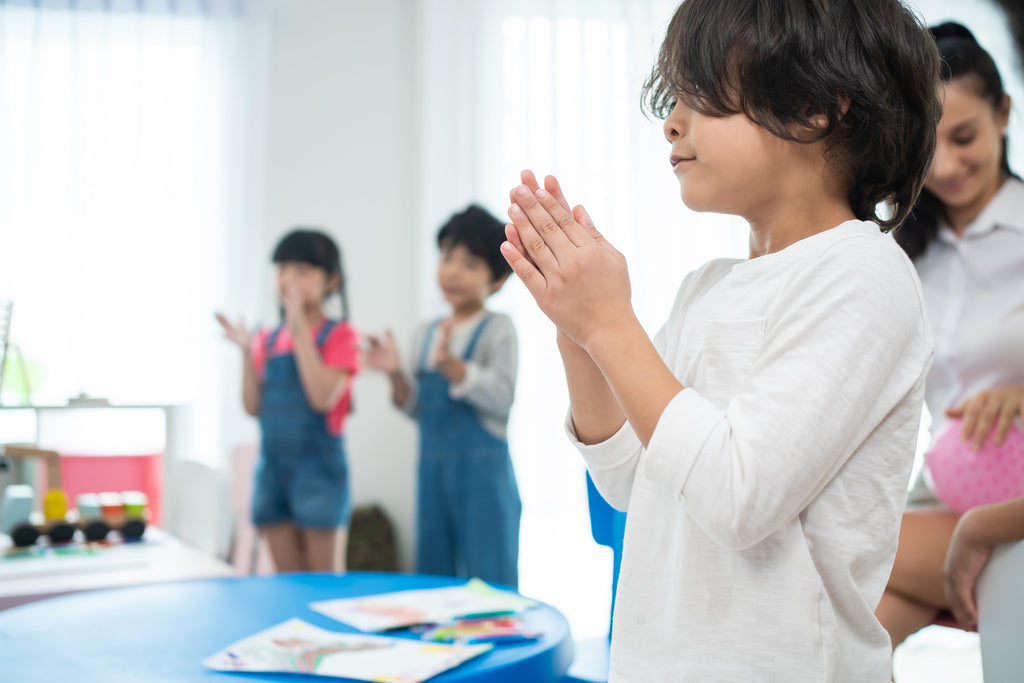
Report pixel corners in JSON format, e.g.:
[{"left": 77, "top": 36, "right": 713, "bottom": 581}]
[
  {"left": 0, "top": 0, "right": 267, "bottom": 464},
  {"left": 416, "top": 0, "right": 749, "bottom": 639}
]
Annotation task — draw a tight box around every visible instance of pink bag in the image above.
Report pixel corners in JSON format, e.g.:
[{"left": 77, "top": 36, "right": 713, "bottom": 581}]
[{"left": 925, "top": 418, "right": 1024, "bottom": 514}]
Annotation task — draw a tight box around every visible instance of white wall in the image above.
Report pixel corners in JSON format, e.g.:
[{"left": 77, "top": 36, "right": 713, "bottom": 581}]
[{"left": 258, "top": 0, "right": 420, "bottom": 570}]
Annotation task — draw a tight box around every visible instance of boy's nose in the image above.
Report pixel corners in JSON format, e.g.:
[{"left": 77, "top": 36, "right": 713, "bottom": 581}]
[{"left": 663, "top": 100, "right": 689, "bottom": 142}]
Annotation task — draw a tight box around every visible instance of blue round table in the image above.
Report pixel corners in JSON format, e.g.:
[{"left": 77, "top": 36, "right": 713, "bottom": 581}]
[{"left": 0, "top": 572, "right": 574, "bottom": 682}]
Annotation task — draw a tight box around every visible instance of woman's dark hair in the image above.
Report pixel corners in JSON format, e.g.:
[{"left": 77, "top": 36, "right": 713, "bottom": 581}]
[
  {"left": 436, "top": 205, "right": 513, "bottom": 283},
  {"left": 272, "top": 228, "right": 350, "bottom": 320},
  {"left": 895, "top": 22, "right": 1015, "bottom": 261},
  {"left": 642, "top": 0, "right": 941, "bottom": 233}
]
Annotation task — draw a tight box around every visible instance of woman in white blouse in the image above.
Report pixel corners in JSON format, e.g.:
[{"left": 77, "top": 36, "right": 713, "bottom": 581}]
[{"left": 878, "top": 22, "right": 1024, "bottom": 674}]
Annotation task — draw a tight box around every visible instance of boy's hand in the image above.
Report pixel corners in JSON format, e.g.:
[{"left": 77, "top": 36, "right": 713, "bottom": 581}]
[
  {"left": 215, "top": 312, "right": 252, "bottom": 351},
  {"left": 503, "top": 169, "right": 634, "bottom": 350},
  {"left": 946, "top": 385, "right": 1024, "bottom": 451},
  {"left": 365, "top": 330, "right": 402, "bottom": 374},
  {"left": 432, "top": 319, "right": 455, "bottom": 367}
]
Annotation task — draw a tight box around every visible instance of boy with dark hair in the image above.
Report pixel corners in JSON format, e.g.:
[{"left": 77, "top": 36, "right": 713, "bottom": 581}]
[
  {"left": 367, "top": 205, "right": 520, "bottom": 587},
  {"left": 502, "top": 0, "right": 941, "bottom": 679}
]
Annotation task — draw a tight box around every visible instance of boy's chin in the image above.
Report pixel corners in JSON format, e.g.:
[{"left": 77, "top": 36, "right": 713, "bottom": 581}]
[
  {"left": 678, "top": 189, "right": 714, "bottom": 214},
  {"left": 679, "top": 185, "right": 735, "bottom": 216}
]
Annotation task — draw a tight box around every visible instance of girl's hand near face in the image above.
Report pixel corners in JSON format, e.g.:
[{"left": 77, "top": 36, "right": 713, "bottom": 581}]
[
  {"left": 282, "top": 287, "right": 307, "bottom": 335},
  {"left": 365, "top": 330, "right": 402, "bottom": 374},
  {"left": 946, "top": 384, "right": 1024, "bottom": 451},
  {"left": 215, "top": 312, "right": 252, "bottom": 351},
  {"left": 503, "top": 170, "right": 635, "bottom": 351}
]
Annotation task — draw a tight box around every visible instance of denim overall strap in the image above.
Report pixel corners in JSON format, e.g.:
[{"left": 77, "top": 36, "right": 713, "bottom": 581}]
[{"left": 414, "top": 314, "right": 521, "bottom": 587}]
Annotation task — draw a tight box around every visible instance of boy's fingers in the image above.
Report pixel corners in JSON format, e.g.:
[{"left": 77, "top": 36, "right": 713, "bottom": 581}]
[
  {"left": 517, "top": 171, "right": 603, "bottom": 250},
  {"left": 573, "top": 204, "right": 608, "bottom": 244},
  {"left": 501, "top": 240, "right": 547, "bottom": 299},
  {"left": 505, "top": 223, "right": 527, "bottom": 255},
  {"left": 508, "top": 190, "right": 563, "bottom": 270},
  {"left": 533, "top": 187, "right": 593, "bottom": 248},
  {"left": 521, "top": 169, "right": 541, "bottom": 192},
  {"left": 542, "top": 174, "right": 573, "bottom": 214}
]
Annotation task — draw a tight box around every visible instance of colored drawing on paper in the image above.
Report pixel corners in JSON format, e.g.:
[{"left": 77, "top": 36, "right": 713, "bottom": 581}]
[
  {"left": 203, "top": 618, "right": 491, "bottom": 682},
  {"left": 309, "top": 578, "right": 537, "bottom": 632}
]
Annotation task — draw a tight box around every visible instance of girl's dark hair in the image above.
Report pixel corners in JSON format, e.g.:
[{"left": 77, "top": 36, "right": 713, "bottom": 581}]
[
  {"left": 642, "top": 0, "right": 941, "bottom": 233},
  {"left": 272, "top": 228, "right": 350, "bottom": 321},
  {"left": 895, "top": 22, "right": 1015, "bottom": 261},
  {"left": 437, "top": 205, "right": 513, "bottom": 282}
]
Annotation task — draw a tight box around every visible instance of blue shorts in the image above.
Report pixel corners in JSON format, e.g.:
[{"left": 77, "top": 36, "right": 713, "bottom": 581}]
[{"left": 251, "top": 437, "right": 351, "bottom": 529}]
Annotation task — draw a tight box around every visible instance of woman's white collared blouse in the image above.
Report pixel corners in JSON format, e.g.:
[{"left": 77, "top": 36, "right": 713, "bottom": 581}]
[{"left": 914, "top": 176, "right": 1024, "bottom": 436}]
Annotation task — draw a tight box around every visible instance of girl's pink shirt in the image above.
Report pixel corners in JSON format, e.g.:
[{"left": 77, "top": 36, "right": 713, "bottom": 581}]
[{"left": 250, "top": 320, "right": 360, "bottom": 436}]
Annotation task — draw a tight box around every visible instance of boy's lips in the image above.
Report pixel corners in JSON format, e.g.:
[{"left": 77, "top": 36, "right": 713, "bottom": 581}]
[{"left": 670, "top": 154, "right": 695, "bottom": 169}]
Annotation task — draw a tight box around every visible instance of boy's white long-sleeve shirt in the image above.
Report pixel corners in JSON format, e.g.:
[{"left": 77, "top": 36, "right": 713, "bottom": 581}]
[{"left": 572, "top": 221, "right": 933, "bottom": 682}]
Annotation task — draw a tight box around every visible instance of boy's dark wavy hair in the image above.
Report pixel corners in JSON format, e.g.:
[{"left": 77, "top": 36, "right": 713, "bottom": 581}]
[
  {"left": 642, "top": 0, "right": 941, "bottom": 233},
  {"left": 272, "top": 227, "right": 350, "bottom": 321},
  {"left": 437, "top": 205, "right": 513, "bottom": 283},
  {"left": 894, "top": 22, "right": 1016, "bottom": 261}
]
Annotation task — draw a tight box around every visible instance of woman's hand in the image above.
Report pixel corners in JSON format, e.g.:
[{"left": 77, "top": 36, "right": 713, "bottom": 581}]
[
  {"left": 365, "top": 330, "right": 402, "bottom": 374},
  {"left": 215, "top": 312, "right": 251, "bottom": 351},
  {"left": 943, "top": 508, "right": 994, "bottom": 631},
  {"left": 503, "top": 169, "right": 635, "bottom": 351},
  {"left": 946, "top": 384, "right": 1024, "bottom": 451}
]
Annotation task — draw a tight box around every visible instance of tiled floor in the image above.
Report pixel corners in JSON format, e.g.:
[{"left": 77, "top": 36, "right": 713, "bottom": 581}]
[{"left": 519, "top": 512, "right": 985, "bottom": 682}]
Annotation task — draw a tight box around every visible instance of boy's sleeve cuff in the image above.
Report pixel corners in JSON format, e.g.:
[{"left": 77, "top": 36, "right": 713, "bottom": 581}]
[
  {"left": 448, "top": 362, "right": 479, "bottom": 398},
  {"left": 642, "top": 387, "right": 724, "bottom": 498},
  {"left": 565, "top": 410, "right": 643, "bottom": 470}
]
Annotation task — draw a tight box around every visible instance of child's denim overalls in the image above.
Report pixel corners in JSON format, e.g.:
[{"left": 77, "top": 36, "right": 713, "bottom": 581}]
[
  {"left": 252, "top": 321, "right": 351, "bottom": 529},
  {"left": 415, "top": 315, "right": 521, "bottom": 587}
]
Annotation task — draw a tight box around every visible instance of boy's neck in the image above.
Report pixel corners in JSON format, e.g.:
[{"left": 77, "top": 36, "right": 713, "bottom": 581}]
[
  {"left": 450, "top": 302, "right": 486, "bottom": 323},
  {"left": 746, "top": 180, "right": 856, "bottom": 258}
]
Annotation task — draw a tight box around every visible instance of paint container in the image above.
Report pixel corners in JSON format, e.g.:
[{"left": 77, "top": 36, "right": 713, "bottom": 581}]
[
  {"left": 122, "top": 491, "right": 148, "bottom": 519},
  {"left": 99, "top": 492, "right": 124, "bottom": 522},
  {"left": 76, "top": 493, "right": 102, "bottom": 521}
]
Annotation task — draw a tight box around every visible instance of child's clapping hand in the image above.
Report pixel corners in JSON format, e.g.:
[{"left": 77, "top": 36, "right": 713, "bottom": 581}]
[
  {"left": 502, "top": 170, "right": 635, "bottom": 352},
  {"left": 365, "top": 330, "right": 402, "bottom": 374},
  {"left": 215, "top": 312, "right": 252, "bottom": 351},
  {"left": 282, "top": 287, "right": 307, "bottom": 335},
  {"left": 431, "top": 319, "right": 455, "bottom": 368}
]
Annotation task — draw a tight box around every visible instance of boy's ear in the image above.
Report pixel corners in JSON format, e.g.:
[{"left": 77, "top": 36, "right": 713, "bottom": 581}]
[
  {"left": 489, "top": 273, "right": 511, "bottom": 294},
  {"left": 805, "top": 94, "right": 851, "bottom": 131}
]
